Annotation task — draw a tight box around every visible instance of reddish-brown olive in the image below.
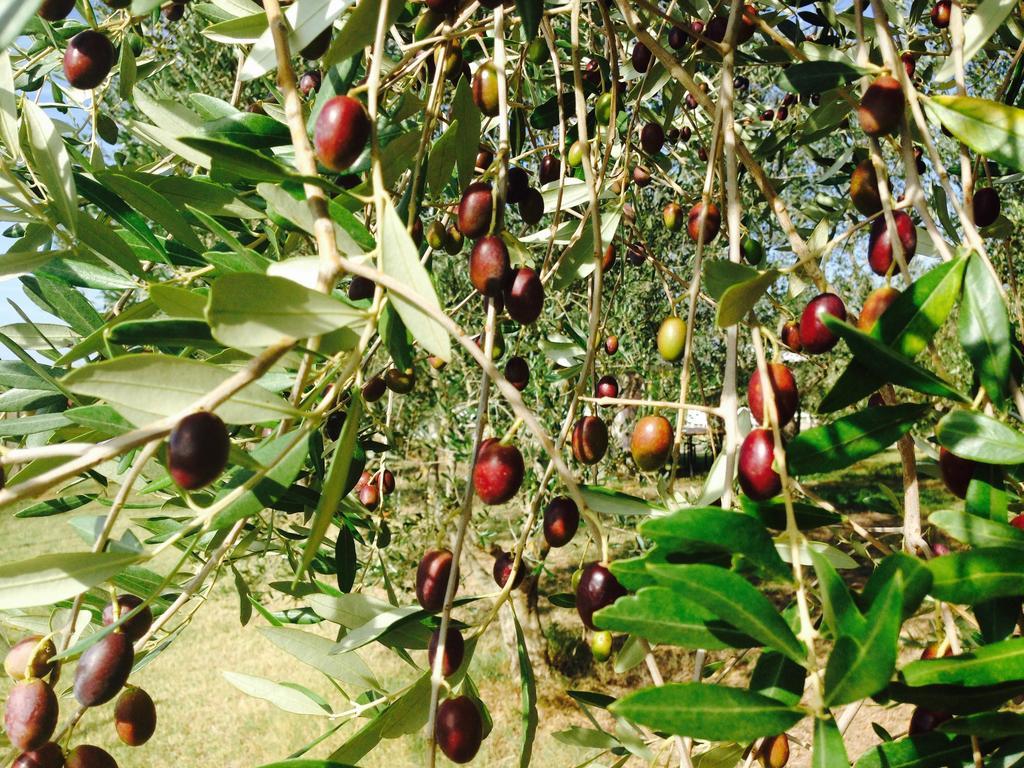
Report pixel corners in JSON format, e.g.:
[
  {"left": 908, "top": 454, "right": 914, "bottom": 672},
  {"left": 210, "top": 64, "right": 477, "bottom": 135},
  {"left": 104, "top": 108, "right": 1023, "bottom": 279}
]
[
  {"left": 544, "top": 496, "right": 579, "bottom": 547},
  {"left": 469, "top": 235, "right": 510, "bottom": 297},
  {"left": 63, "top": 31, "right": 116, "bottom": 90},
  {"left": 472, "top": 61, "right": 500, "bottom": 117},
  {"left": 759, "top": 733, "right": 790, "bottom": 768},
  {"left": 458, "top": 182, "right": 495, "bottom": 238},
  {"left": 427, "top": 627, "right": 465, "bottom": 678},
  {"left": 4, "top": 637, "right": 57, "bottom": 681},
  {"left": 358, "top": 482, "right": 379, "bottom": 510},
  {"left": 868, "top": 211, "right": 917, "bottom": 276},
  {"left": 939, "top": 447, "right": 975, "bottom": 499},
  {"left": 798, "top": 293, "right": 847, "bottom": 354},
  {"left": 114, "top": 687, "right": 156, "bottom": 746},
  {"left": 504, "top": 267, "right": 544, "bottom": 324},
  {"left": 576, "top": 563, "right": 627, "bottom": 629},
  {"left": 630, "top": 415, "right": 673, "bottom": 471},
  {"left": 473, "top": 438, "right": 524, "bottom": 505},
  {"left": 370, "top": 469, "right": 395, "bottom": 495},
  {"left": 738, "top": 429, "right": 781, "bottom": 500},
  {"left": 747, "top": 364, "right": 799, "bottom": 427},
  {"left": 4, "top": 679, "right": 58, "bottom": 752},
  {"left": 435, "top": 696, "right": 483, "bottom": 763},
  {"left": 595, "top": 374, "right": 619, "bottom": 399},
  {"left": 572, "top": 416, "right": 609, "bottom": 465},
  {"left": 605, "top": 335, "right": 619, "bottom": 355},
  {"left": 780, "top": 321, "right": 802, "bottom": 352},
  {"left": 668, "top": 25, "right": 689, "bottom": 49},
  {"left": 539, "top": 154, "right": 560, "bottom": 185},
  {"left": 12, "top": 741, "right": 64, "bottom": 768},
  {"left": 362, "top": 375, "right": 386, "bottom": 403},
  {"left": 64, "top": 745, "right": 117, "bottom": 768},
  {"left": 931, "top": 0, "right": 951, "bottom": 28},
  {"left": 858, "top": 286, "right": 900, "bottom": 332},
  {"left": 631, "top": 42, "right": 652, "bottom": 73},
  {"left": 73, "top": 633, "right": 134, "bottom": 707},
  {"left": 102, "top": 595, "right": 152, "bottom": 642},
  {"left": 909, "top": 707, "right": 950, "bottom": 735},
  {"left": 298, "top": 70, "right": 321, "bottom": 97},
  {"left": 640, "top": 122, "right": 665, "bottom": 155},
  {"left": 858, "top": 76, "right": 904, "bottom": 137},
  {"left": 314, "top": 95, "right": 370, "bottom": 172},
  {"left": 38, "top": 0, "right": 75, "bottom": 20},
  {"left": 687, "top": 202, "right": 721, "bottom": 243},
  {"left": 850, "top": 159, "right": 883, "bottom": 216},
  {"left": 416, "top": 549, "right": 454, "bottom": 612},
  {"left": 492, "top": 550, "right": 525, "bottom": 589},
  {"left": 504, "top": 356, "right": 530, "bottom": 391},
  {"left": 167, "top": 411, "right": 229, "bottom": 491}
]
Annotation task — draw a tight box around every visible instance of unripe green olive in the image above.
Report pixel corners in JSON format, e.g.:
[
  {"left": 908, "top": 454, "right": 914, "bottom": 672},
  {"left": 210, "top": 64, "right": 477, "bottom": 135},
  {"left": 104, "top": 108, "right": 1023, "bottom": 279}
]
[{"left": 590, "top": 631, "right": 613, "bottom": 662}]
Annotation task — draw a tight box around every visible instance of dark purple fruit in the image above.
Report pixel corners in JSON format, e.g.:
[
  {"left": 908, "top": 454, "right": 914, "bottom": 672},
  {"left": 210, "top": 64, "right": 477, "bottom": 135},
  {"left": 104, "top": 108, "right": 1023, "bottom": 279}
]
[
  {"left": 504, "top": 267, "right": 544, "bottom": 324},
  {"left": 427, "top": 627, "right": 465, "bottom": 678},
  {"left": 492, "top": 550, "right": 524, "bottom": 589},
  {"left": 632, "top": 165, "right": 652, "bottom": 188},
  {"left": 605, "top": 335, "right": 618, "bottom": 355},
  {"left": 162, "top": 4, "right": 184, "bottom": 21},
  {"left": 362, "top": 375, "right": 386, "bottom": 402},
  {"left": 902, "top": 52, "right": 916, "bottom": 78},
  {"left": 858, "top": 286, "right": 900, "bottom": 332},
  {"left": 973, "top": 187, "right": 1000, "bottom": 227},
  {"left": 38, "top": 0, "right": 75, "bottom": 20},
  {"left": 781, "top": 321, "right": 801, "bottom": 352},
  {"left": 747, "top": 363, "right": 799, "bottom": 427},
  {"left": 458, "top": 182, "right": 495, "bottom": 238},
  {"left": 348, "top": 275, "right": 374, "bottom": 301},
  {"left": 167, "top": 411, "right": 229, "bottom": 490},
  {"left": 475, "top": 147, "right": 494, "bottom": 172},
  {"left": 798, "top": 293, "right": 847, "bottom": 354},
  {"left": 314, "top": 95, "right": 370, "bottom": 171},
  {"left": 102, "top": 595, "right": 152, "bottom": 642},
  {"left": 595, "top": 375, "right": 619, "bottom": 399},
  {"left": 576, "top": 563, "right": 626, "bottom": 629},
  {"left": 668, "top": 25, "right": 689, "bottom": 49},
  {"left": 543, "top": 496, "right": 579, "bottom": 547},
  {"left": 473, "top": 438, "right": 524, "bottom": 505},
  {"left": 909, "top": 707, "right": 950, "bottom": 735},
  {"left": 370, "top": 469, "right": 395, "bottom": 495},
  {"left": 939, "top": 447, "right": 975, "bottom": 499},
  {"left": 572, "top": 416, "right": 608, "bottom": 465},
  {"left": 627, "top": 241, "right": 647, "bottom": 265},
  {"left": 384, "top": 367, "right": 415, "bottom": 394},
  {"left": 358, "top": 482, "right": 379, "bottom": 510},
  {"left": 687, "top": 202, "right": 721, "bottom": 243},
  {"left": 640, "top": 122, "right": 664, "bottom": 155},
  {"left": 13, "top": 742, "right": 64, "bottom": 768},
  {"left": 298, "top": 70, "right": 321, "bottom": 97},
  {"left": 5, "top": 637, "right": 57, "bottom": 680},
  {"left": 631, "top": 42, "right": 652, "bottom": 73},
  {"left": 469, "top": 235, "right": 510, "bottom": 297},
  {"left": 63, "top": 31, "right": 116, "bottom": 90},
  {"left": 416, "top": 549, "right": 454, "bottom": 612},
  {"left": 630, "top": 415, "right": 673, "bottom": 471},
  {"left": 300, "top": 26, "right": 332, "bottom": 60},
  {"left": 4, "top": 679, "right": 58, "bottom": 751},
  {"left": 858, "top": 76, "right": 904, "bottom": 137},
  {"left": 506, "top": 167, "right": 529, "bottom": 204},
  {"left": 504, "top": 356, "right": 529, "bottom": 391},
  {"left": 539, "top": 154, "right": 560, "bottom": 185},
  {"left": 518, "top": 188, "right": 544, "bottom": 226},
  {"left": 114, "top": 687, "right": 156, "bottom": 746},
  {"left": 435, "top": 696, "right": 483, "bottom": 763},
  {"left": 64, "top": 745, "right": 117, "bottom": 768},
  {"left": 931, "top": 0, "right": 951, "bottom": 28},
  {"left": 850, "top": 159, "right": 882, "bottom": 216},
  {"left": 73, "top": 632, "right": 134, "bottom": 707},
  {"left": 868, "top": 211, "right": 916, "bottom": 276},
  {"left": 738, "top": 429, "right": 781, "bottom": 500}
]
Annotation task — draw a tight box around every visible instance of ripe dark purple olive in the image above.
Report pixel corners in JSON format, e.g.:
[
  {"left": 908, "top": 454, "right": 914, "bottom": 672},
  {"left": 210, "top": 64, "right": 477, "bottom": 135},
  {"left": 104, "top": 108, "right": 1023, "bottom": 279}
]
[
  {"left": 384, "top": 367, "right": 415, "bottom": 394},
  {"left": 544, "top": 496, "right": 579, "bottom": 547},
  {"left": 13, "top": 741, "right": 64, "bottom": 768},
  {"left": 298, "top": 70, "right": 321, "bottom": 97},
  {"left": 539, "top": 154, "right": 560, "bottom": 185},
  {"left": 348, "top": 275, "right": 374, "bottom": 301},
  {"left": 167, "top": 411, "right": 229, "bottom": 490},
  {"left": 458, "top": 182, "right": 495, "bottom": 239},
  {"left": 868, "top": 211, "right": 916, "bottom": 276},
  {"left": 4, "top": 636, "right": 57, "bottom": 680},
  {"left": 38, "top": 0, "right": 75, "bottom": 20},
  {"left": 576, "top": 563, "right": 626, "bottom": 629},
  {"left": 102, "top": 595, "right": 153, "bottom": 642},
  {"left": 931, "top": 0, "right": 951, "bottom": 28},
  {"left": 858, "top": 76, "right": 904, "bottom": 137},
  {"left": 358, "top": 482, "right": 379, "bottom": 510},
  {"left": 435, "top": 696, "right": 483, "bottom": 763},
  {"left": 668, "top": 26, "right": 689, "bottom": 49},
  {"left": 631, "top": 41, "right": 652, "bottom": 73},
  {"left": 427, "top": 627, "right": 465, "bottom": 678},
  {"left": 64, "top": 745, "right": 117, "bottom": 768},
  {"left": 300, "top": 26, "right": 332, "bottom": 59},
  {"left": 63, "top": 31, "right": 116, "bottom": 90},
  {"left": 604, "top": 335, "right": 619, "bottom": 355},
  {"left": 973, "top": 187, "right": 1001, "bottom": 228},
  {"left": 492, "top": 550, "right": 525, "bottom": 589},
  {"left": 163, "top": 3, "right": 184, "bottom": 21},
  {"left": 781, "top": 321, "right": 801, "bottom": 352},
  {"left": 505, "top": 167, "right": 529, "bottom": 204},
  {"left": 473, "top": 438, "right": 524, "bottom": 505},
  {"left": 798, "top": 293, "right": 847, "bottom": 354},
  {"left": 747, "top": 364, "right": 799, "bottom": 427},
  {"left": 73, "top": 632, "right": 134, "bottom": 707},
  {"left": 627, "top": 241, "right": 647, "bottom": 265},
  {"left": 738, "top": 429, "right": 781, "bottom": 500},
  {"left": 572, "top": 416, "right": 609, "bottom": 465},
  {"left": 939, "top": 447, "right": 975, "bottom": 499},
  {"left": 687, "top": 202, "right": 721, "bottom": 243},
  {"left": 504, "top": 356, "right": 530, "bottom": 391},
  {"left": 416, "top": 549, "right": 454, "bottom": 612},
  {"left": 858, "top": 286, "right": 900, "bottom": 332},
  {"left": 595, "top": 374, "right": 619, "bottom": 399},
  {"left": 518, "top": 188, "right": 544, "bottom": 226},
  {"left": 314, "top": 95, "right": 370, "bottom": 172},
  {"left": 4, "top": 679, "right": 58, "bottom": 751},
  {"left": 630, "top": 415, "right": 673, "bottom": 471},
  {"left": 371, "top": 469, "right": 396, "bottom": 495},
  {"left": 475, "top": 146, "right": 494, "bottom": 173},
  {"left": 469, "top": 235, "right": 510, "bottom": 297},
  {"left": 909, "top": 707, "right": 950, "bottom": 735},
  {"left": 632, "top": 165, "right": 652, "bottom": 188},
  {"left": 114, "top": 687, "right": 156, "bottom": 746},
  {"left": 640, "top": 122, "right": 664, "bottom": 155},
  {"left": 362, "top": 375, "right": 386, "bottom": 403},
  {"left": 504, "top": 267, "right": 544, "bottom": 324}
]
